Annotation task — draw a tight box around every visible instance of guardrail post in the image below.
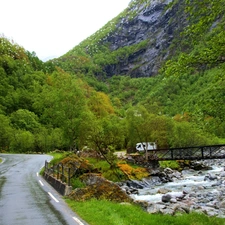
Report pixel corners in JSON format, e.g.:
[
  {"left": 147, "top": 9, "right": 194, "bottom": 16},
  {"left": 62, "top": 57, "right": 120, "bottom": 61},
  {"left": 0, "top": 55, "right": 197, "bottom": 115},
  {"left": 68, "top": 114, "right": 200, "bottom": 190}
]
[
  {"left": 45, "top": 160, "right": 47, "bottom": 172},
  {"left": 68, "top": 167, "right": 71, "bottom": 186},
  {"left": 57, "top": 164, "right": 59, "bottom": 179},
  {"left": 62, "top": 164, "right": 64, "bottom": 182}
]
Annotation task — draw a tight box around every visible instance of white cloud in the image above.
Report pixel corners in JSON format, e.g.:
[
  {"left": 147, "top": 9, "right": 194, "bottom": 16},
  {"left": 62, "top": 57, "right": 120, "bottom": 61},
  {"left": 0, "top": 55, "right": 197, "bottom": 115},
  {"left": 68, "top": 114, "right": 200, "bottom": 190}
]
[{"left": 0, "top": 0, "right": 131, "bottom": 60}]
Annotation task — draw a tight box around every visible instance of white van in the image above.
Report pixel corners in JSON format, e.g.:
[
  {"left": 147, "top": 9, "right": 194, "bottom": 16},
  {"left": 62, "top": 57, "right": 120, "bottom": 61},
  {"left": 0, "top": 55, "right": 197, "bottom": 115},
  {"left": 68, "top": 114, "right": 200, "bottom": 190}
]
[{"left": 136, "top": 142, "right": 157, "bottom": 152}]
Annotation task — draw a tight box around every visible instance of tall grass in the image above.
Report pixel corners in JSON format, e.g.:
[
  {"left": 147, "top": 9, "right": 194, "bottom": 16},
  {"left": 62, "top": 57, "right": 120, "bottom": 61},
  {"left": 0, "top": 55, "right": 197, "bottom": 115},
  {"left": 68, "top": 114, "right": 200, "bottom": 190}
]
[{"left": 65, "top": 199, "right": 225, "bottom": 225}]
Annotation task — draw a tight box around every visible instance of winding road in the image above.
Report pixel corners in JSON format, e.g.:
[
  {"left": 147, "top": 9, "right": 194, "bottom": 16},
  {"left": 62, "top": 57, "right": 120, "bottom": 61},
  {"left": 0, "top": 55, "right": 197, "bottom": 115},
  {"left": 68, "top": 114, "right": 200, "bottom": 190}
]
[{"left": 0, "top": 154, "right": 88, "bottom": 225}]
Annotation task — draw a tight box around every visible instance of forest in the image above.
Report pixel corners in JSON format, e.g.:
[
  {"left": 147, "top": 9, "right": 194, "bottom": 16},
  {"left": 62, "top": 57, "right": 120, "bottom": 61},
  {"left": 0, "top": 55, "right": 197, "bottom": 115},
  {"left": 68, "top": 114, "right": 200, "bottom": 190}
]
[{"left": 0, "top": 0, "right": 225, "bottom": 154}]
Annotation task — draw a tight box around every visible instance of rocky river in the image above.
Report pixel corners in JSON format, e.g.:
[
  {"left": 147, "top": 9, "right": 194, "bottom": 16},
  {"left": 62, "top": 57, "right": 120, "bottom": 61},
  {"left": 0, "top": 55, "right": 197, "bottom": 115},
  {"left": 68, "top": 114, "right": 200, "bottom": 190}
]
[{"left": 118, "top": 159, "right": 225, "bottom": 218}]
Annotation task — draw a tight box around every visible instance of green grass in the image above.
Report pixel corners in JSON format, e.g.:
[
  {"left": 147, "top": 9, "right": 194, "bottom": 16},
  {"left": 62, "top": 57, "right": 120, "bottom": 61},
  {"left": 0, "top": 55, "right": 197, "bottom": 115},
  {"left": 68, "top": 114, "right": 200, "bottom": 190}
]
[
  {"left": 48, "top": 151, "right": 71, "bottom": 164},
  {"left": 86, "top": 157, "right": 111, "bottom": 170},
  {"left": 70, "top": 177, "right": 86, "bottom": 189},
  {"left": 159, "top": 160, "right": 180, "bottom": 170},
  {"left": 65, "top": 199, "right": 225, "bottom": 225}
]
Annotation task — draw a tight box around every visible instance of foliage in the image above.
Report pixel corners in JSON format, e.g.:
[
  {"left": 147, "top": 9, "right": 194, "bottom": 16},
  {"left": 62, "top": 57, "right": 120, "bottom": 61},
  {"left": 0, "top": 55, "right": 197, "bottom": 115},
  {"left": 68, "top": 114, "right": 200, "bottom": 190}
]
[
  {"left": 117, "top": 162, "right": 149, "bottom": 180},
  {"left": 125, "top": 105, "right": 214, "bottom": 149},
  {"left": 1, "top": 0, "right": 225, "bottom": 156},
  {"left": 10, "top": 109, "right": 41, "bottom": 131},
  {"left": 3, "top": 1, "right": 223, "bottom": 222},
  {"left": 70, "top": 178, "right": 86, "bottom": 189},
  {"left": 10, "top": 129, "right": 35, "bottom": 152},
  {"left": 47, "top": 151, "right": 70, "bottom": 164},
  {"left": 0, "top": 114, "right": 12, "bottom": 151},
  {"left": 159, "top": 160, "right": 180, "bottom": 170}
]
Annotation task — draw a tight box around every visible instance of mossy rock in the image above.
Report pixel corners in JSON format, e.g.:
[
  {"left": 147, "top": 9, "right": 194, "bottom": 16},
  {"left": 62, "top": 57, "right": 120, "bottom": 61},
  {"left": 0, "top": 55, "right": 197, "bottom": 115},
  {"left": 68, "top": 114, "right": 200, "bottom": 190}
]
[
  {"left": 69, "top": 173, "right": 133, "bottom": 203},
  {"left": 60, "top": 154, "right": 99, "bottom": 174}
]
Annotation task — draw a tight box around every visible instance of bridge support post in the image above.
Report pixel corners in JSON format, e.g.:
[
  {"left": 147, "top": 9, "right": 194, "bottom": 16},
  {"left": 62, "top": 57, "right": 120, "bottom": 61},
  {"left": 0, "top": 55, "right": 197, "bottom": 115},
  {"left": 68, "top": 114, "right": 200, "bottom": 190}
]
[
  {"left": 171, "top": 149, "right": 174, "bottom": 159},
  {"left": 201, "top": 147, "right": 204, "bottom": 159},
  {"left": 148, "top": 160, "right": 159, "bottom": 169}
]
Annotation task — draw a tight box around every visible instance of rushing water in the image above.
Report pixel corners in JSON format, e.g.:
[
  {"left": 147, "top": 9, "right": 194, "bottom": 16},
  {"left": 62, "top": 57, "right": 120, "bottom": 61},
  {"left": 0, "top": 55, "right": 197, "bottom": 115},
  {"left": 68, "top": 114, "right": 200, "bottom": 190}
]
[{"left": 130, "top": 165, "right": 224, "bottom": 204}]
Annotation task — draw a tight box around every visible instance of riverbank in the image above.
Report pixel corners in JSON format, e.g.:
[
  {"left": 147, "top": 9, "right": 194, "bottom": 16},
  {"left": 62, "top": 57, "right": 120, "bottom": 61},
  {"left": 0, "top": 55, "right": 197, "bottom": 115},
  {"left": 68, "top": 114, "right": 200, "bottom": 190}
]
[{"left": 119, "top": 159, "right": 225, "bottom": 218}]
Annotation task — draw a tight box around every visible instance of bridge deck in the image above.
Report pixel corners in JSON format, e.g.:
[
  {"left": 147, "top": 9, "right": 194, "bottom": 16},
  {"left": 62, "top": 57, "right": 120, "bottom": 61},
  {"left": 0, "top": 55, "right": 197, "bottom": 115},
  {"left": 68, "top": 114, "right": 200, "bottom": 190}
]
[{"left": 147, "top": 144, "right": 225, "bottom": 161}]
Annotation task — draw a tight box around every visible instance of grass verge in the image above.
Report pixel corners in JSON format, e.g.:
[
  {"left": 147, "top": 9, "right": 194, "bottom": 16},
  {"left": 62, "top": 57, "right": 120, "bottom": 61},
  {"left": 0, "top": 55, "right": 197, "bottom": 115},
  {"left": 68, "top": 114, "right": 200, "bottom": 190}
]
[{"left": 65, "top": 198, "right": 225, "bottom": 225}]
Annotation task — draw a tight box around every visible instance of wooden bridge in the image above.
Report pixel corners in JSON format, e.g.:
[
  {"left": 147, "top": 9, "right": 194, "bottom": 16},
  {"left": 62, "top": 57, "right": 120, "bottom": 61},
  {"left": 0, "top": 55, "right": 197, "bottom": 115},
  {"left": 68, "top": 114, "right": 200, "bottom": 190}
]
[{"left": 147, "top": 144, "right": 225, "bottom": 161}]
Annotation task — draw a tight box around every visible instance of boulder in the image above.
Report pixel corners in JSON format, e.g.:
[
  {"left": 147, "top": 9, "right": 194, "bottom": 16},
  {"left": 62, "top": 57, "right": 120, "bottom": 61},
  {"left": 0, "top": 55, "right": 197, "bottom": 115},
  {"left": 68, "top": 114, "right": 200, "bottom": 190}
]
[{"left": 69, "top": 173, "right": 133, "bottom": 203}]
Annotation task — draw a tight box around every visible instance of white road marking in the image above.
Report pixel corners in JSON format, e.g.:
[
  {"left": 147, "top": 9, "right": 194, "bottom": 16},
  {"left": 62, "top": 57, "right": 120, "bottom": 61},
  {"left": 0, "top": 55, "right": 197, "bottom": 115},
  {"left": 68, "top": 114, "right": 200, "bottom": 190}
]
[
  {"left": 39, "top": 180, "right": 44, "bottom": 186},
  {"left": 48, "top": 192, "right": 59, "bottom": 203},
  {"left": 73, "top": 217, "right": 84, "bottom": 225},
  {"left": 36, "top": 172, "right": 39, "bottom": 177}
]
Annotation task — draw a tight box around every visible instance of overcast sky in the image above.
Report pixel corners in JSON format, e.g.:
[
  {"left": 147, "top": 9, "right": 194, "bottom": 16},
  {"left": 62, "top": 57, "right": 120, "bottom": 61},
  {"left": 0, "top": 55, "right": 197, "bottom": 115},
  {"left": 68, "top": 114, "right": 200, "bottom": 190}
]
[{"left": 0, "top": 0, "right": 131, "bottom": 60}]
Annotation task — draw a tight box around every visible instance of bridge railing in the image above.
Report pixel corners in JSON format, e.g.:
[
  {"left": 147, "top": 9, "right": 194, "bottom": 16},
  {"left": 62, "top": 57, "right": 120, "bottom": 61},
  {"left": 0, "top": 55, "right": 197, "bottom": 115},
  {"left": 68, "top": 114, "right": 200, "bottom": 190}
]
[{"left": 147, "top": 144, "right": 225, "bottom": 161}]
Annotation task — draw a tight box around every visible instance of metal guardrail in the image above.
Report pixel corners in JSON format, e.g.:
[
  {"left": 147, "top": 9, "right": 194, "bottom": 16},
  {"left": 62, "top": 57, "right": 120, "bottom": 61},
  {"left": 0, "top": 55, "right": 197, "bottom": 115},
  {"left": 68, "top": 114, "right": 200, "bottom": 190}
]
[
  {"left": 147, "top": 144, "right": 225, "bottom": 161},
  {"left": 44, "top": 161, "right": 75, "bottom": 186}
]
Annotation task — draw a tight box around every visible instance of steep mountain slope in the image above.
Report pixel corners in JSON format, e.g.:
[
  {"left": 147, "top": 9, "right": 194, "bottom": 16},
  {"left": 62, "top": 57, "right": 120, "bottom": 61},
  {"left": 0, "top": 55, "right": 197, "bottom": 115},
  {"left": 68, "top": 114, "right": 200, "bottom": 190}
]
[
  {"left": 51, "top": 0, "right": 225, "bottom": 140},
  {"left": 53, "top": 0, "right": 184, "bottom": 77},
  {"left": 100, "top": 0, "right": 182, "bottom": 77},
  {"left": 1, "top": 0, "right": 225, "bottom": 154},
  {"left": 53, "top": 0, "right": 225, "bottom": 79}
]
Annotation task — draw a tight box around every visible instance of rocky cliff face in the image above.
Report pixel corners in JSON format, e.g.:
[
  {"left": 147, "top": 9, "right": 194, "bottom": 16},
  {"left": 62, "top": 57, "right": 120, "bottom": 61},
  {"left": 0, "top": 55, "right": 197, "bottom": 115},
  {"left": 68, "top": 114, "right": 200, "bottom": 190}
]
[
  {"left": 55, "top": 0, "right": 188, "bottom": 78},
  {"left": 102, "top": 0, "right": 186, "bottom": 77}
]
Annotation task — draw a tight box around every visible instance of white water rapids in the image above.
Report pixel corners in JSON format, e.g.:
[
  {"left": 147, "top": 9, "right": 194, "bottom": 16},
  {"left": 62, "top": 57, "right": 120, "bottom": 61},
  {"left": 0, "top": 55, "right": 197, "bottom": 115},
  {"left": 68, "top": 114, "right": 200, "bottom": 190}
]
[{"left": 130, "top": 164, "right": 224, "bottom": 204}]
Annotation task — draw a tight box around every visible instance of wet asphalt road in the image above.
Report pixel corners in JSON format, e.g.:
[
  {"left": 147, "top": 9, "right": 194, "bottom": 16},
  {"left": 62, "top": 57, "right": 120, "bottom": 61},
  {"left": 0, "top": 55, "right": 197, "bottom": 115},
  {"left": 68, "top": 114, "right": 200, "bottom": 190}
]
[{"left": 0, "top": 154, "right": 88, "bottom": 225}]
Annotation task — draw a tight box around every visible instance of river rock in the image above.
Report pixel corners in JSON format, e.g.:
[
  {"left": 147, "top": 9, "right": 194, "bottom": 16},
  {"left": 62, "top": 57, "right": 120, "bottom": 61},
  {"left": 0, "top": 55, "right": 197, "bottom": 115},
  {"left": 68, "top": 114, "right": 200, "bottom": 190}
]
[
  {"left": 160, "top": 207, "right": 174, "bottom": 215},
  {"left": 162, "top": 194, "right": 172, "bottom": 202},
  {"left": 203, "top": 207, "right": 219, "bottom": 217},
  {"left": 220, "top": 171, "right": 225, "bottom": 177},
  {"left": 173, "top": 202, "right": 190, "bottom": 213},
  {"left": 219, "top": 200, "right": 225, "bottom": 209},
  {"left": 189, "top": 161, "right": 213, "bottom": 170},
  {"left": 134, "top": 200, "right": 149, "bottom": 210},
  {"left": 126, "top": 180, "right": 145, "bottom": 189},
  {"left": 147, "top": 203, "right": 167, "bottom": 214},
  {"left": 204, "top": 173, "right": 218, "bottom": 181},
  {"left": 157, "top": 188, "right": 171, "bottom": 194},
  {"left": 164, "top": 167, "right": 174, "bottom": 174},
  {"left": 170, "top": 198, "right": 177, "bottom": 203},
  {"left": 124, "top": 159, "right": 225, "bottom": 218}
]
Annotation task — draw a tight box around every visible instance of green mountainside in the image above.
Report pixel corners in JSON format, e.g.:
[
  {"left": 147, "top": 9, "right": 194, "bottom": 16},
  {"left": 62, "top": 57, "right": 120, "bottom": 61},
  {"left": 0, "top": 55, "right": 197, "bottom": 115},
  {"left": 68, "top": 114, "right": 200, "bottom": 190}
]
[{"left": 0, "top": 0, "right": 225, "bottom": 153}]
